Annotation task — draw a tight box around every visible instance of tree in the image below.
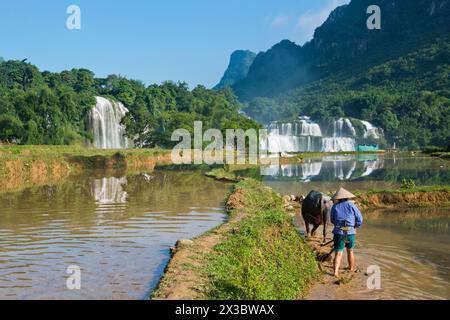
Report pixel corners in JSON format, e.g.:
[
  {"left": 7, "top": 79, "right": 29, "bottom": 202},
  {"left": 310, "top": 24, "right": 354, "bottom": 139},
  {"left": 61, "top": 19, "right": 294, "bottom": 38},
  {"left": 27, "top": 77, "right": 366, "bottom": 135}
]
[
  {"left": 0, "top": 114, "right": 24, "bottom": 143},
  {"left": 24, "top": 119, "right": 42, "bottom": 144}
]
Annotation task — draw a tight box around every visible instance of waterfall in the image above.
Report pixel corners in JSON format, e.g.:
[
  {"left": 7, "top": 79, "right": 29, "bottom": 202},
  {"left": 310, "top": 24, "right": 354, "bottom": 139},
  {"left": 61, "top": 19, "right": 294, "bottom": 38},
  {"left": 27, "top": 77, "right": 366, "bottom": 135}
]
[
  {"left": 361, "top": 120, "right": 383, "bottom": 139},
  {"left": 263, "top": 116, "right": 383, "bottom": 153},
  {"left": 321, "top": 137, "right": 356, "bottom": 152},
  {"left": 89, "top": 97, "right": 130, "bottom": 149},
  {"left": 298, "top": 117, "right": 322, "bottom": 136},
  {"left": 266, "top": 118, "right": 323, "bottom": 153},
  {"left": 333, "top": 118, "right": 356, "bottom": 137}
]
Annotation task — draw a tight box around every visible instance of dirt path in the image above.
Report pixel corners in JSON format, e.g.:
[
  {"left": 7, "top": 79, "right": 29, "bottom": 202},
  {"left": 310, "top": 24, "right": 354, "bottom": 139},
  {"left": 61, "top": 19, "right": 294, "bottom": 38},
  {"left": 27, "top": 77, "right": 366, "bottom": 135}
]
[
  {"left": 305, "top": 235, "right": 373, "bottom": 300},
  {"left": 288, "top": 200, "right": 373, "bottom": 300}
]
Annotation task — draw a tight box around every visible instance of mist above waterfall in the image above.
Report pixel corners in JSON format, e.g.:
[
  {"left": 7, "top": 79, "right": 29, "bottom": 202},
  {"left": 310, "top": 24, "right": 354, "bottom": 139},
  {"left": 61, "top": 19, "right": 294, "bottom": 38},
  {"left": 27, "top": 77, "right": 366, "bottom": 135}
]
[{"left": 89, "top": 97, "right": 130, "bottom": 149}]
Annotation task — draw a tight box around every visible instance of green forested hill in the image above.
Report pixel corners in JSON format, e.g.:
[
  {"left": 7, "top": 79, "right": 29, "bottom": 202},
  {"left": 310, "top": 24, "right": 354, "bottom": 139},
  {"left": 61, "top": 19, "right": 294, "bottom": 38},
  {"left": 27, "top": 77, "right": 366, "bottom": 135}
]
[
  {"left": 230, "top": 0, "right": 450, "bottom": 149},
  {"left": 244, "top": 41, "right": 450, "bottom": 149},
  {"left": 0, "top": 61, "right": 258, "bottom": 147}
]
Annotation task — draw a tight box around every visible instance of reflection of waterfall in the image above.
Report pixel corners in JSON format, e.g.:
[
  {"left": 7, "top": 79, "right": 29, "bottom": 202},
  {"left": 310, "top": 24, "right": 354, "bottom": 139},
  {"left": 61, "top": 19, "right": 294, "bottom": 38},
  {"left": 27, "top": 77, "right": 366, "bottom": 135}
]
[
  {"left": 360, "top": 159, "right": 385, "bottom": 177},
  {"left": 263, "top": 117, "right": 383, "bottom": 153},
  {"left": 261, "top": 156, "right": 384, "bottom": 180},
  {"left": 92, "top": 177, "right": 128, "bottom": 204},
  {"left": 261, "top": 161, "right": 323, "bottom": 180},
  {"left": 89, "top": 97, "right": 130, "bottom": 149},
  {"left": 334, "top": 160, "right": 357, "bottom": 180}
]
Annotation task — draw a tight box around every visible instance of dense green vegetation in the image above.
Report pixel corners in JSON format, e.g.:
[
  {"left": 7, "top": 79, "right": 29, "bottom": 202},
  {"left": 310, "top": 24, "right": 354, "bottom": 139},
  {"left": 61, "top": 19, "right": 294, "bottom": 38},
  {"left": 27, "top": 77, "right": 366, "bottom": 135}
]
[
  {"left": 0, "top": 60, "right": 259, "bottom": 147},
  {"left": 205, "top": 179, "right": 318, "bottom": 299},
  {"left": 0, "top": 62, "right": 96, "bottom": 145},
  {"left": 231, "top": 0, "right": 450, "bottom": 150},
  {"left": 244, "top": 41, "right": 450, "bottom": 149}
]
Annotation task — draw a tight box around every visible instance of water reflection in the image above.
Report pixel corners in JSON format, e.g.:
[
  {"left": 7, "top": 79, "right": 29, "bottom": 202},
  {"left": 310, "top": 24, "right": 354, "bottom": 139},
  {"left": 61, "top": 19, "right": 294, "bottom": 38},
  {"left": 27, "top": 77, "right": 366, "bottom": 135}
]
[
  {"left": 0, "top": 170, "right": 232, "bottom": 300},
  {"left": 261, "top": 155, "right": 384, "bottom": 181},
  {"left": 92, "top": 177, "right": 128, "bottom": 204},
  {"left": 261, "top": 155, "right": 449, "bottom": 195},
  {"left": 260, "top": 161, "right": 323, "bottom": 180}
]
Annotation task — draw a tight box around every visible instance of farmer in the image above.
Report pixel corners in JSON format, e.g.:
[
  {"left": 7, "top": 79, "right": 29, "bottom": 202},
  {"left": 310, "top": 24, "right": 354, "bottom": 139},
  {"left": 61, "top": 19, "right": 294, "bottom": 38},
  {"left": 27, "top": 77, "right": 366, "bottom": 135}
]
[{"left": 331, "top": 187, "right": 363, "bottom": 277}]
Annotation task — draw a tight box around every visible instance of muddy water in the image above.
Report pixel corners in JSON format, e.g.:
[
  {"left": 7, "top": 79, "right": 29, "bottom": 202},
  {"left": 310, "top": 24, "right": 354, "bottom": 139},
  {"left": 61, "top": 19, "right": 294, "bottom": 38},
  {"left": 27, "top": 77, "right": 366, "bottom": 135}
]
[
  {"left": 264, "top": 155, "right": 450, "bottom": 300},
  {"left": 294, "top": 205, "right": 450, "bottom": 300},
  {"left": 0, "top": 170, "right": 231, "bottom": 300},
  {"left": 356, "top": 208, "right": 450, "bottom": 300}
]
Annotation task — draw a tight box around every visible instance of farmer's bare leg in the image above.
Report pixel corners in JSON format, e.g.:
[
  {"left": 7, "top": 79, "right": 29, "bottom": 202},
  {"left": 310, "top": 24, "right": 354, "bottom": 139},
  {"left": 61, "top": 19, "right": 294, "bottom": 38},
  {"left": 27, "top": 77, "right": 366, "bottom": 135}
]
[
  {"left": 334, "top": 251, "right": 343, "bottom": 277},
  {"left": 347, "top": 248, "right": 355, "bottom": 272}
]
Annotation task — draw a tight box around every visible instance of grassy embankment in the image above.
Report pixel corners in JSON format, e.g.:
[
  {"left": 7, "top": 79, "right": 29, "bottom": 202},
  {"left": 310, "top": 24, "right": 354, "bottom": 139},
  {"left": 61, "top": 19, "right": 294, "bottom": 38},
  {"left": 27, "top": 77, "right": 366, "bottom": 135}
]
[
  {"left": 207, "top": 167, "right": 450, "bottom": 209},
  {"left": 429, "top": 152, "right": 450, "bottom": 159},
  {"left": 153, "top": 178, "right": 319, "bottom": 300},
  {"left": 357, "top": 187, "right": 450, "bottom": 208},
  {"left": 422, "top": 146, "right": 450, "bottom": 159},
  {"left": 0, "top": 145, "right": 172, "bottom": 192}
]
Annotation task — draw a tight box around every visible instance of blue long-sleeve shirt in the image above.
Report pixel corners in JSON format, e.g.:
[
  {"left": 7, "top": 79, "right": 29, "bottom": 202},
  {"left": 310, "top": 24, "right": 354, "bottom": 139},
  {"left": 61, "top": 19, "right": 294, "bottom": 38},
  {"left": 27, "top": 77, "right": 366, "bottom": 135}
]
[{"left": 331, "top": 200, "right": 363, "bottom": 235}]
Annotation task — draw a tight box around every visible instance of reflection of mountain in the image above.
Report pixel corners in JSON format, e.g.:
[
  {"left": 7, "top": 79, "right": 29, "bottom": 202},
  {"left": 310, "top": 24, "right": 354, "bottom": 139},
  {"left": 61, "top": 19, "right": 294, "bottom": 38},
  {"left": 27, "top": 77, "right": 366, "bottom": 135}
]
[
  {"left": 91, "top": 177, "right": 128, "bottom": 204},
  {"left": 261, "top": 156, "right": 384, "bottom": 181}
]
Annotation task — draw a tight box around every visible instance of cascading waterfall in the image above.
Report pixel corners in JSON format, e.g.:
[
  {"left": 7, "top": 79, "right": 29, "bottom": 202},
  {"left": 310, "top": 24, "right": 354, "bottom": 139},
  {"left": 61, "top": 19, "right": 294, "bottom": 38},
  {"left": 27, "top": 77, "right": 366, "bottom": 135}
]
[
  {"left": 321, "top": 118, "right": 357, "bottom": 152},
  {"left": 321, "top": 137, "right": 356, "bottom": 153},
  {"left": 264, "top": 116, "right": 383, "bottom": 153},
  {"left": 89, "top": 97, "right": 130, "bottom": 149},
  {"left": 361, "top": 120, "right": 384, "bottom": 139},
  {"left": 298, "top": 117, "right": 322, "bottom": 136},
  {"left": 266, "top": 117, "right": 323, "bottom": 153}
]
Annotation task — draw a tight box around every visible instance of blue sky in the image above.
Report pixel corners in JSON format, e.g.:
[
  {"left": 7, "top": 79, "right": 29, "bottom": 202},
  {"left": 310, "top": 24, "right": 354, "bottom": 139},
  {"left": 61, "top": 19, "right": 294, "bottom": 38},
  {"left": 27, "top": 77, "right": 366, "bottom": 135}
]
[{"left": 0, "top": 0, "right": 348, "bottom": 88}]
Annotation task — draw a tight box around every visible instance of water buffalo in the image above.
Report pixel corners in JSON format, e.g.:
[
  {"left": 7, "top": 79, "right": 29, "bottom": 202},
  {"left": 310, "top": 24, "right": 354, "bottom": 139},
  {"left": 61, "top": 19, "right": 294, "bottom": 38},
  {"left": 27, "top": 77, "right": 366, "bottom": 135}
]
[{"left": 301, "top": 191, "right": 332, "bottom": 242}]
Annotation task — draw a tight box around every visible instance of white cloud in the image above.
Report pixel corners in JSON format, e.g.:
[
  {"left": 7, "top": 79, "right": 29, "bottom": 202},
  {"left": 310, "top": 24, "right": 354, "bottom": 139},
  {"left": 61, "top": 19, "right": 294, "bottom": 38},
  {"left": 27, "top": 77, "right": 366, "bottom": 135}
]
[
  {"left": 297, "top": 0, "right": 349, "bottom": 43},
  {"left": 269, "top": 14, "right": 289, "bottom": 28}
]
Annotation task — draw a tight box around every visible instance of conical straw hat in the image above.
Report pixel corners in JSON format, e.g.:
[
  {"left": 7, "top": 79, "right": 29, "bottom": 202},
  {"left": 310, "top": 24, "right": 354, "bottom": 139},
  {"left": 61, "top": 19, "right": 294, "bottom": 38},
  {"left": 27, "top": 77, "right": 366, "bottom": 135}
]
[{"left": 332, "top": 187, "right": 356, "bottom": 200}]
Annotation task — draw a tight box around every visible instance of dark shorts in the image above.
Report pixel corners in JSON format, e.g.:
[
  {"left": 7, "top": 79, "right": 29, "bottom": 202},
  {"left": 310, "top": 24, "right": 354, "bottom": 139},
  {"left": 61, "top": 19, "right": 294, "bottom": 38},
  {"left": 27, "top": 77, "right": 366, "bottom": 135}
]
[{"left": 333, "top": 234, "right": 356, "bottom": 252}]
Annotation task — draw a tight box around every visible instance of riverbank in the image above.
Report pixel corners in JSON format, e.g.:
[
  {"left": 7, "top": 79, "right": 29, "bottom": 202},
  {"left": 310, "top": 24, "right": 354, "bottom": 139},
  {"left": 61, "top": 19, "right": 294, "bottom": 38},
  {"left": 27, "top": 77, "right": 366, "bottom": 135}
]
[
  {"left": 356, "top": 186, "right": 450, "bottom": 208},
  {"left": 0, "top": 146, "right": 172, "bottom": 193},
  {"left": 430, "top": 152, "right": 450, "bottom": 159},
  {"left": 206, "top": 167, "right": 450, "bottom": 208},
  {"left": 152, "top": 178, "right": 319, "bottom": 300}
]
